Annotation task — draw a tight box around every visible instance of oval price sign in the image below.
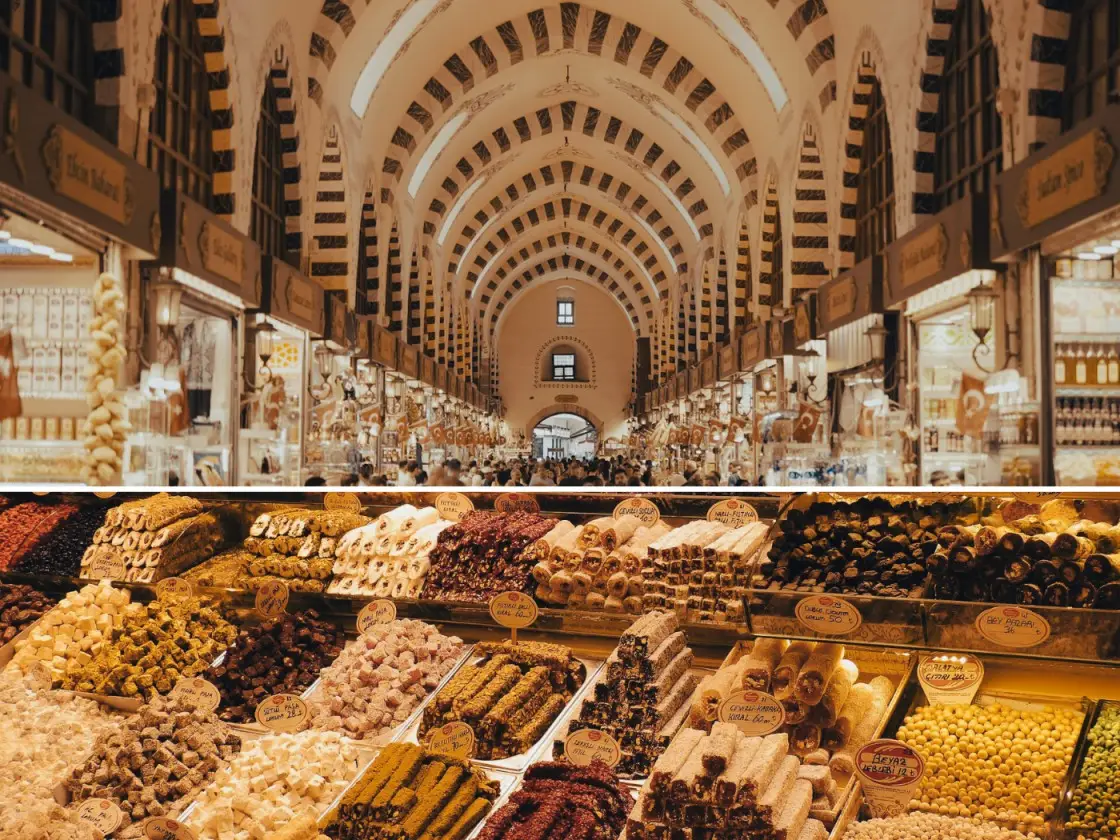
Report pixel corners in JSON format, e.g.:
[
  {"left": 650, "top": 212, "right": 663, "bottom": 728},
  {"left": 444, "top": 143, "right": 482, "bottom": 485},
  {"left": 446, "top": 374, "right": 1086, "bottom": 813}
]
[
  {"left": 76, "top": 798, "right": 123, "bottom": 837},
  {"left": 707, "top": 499, "right": 759, "bottom": 527},
  {"left": 855, "top": 739, "right": 926, "bottom": 818},
  {"left": 717, "top": 690, "right": 785, "bottom": 736},
  {"left": 425, "top": 722, "right": 475, "bottom": 759},
  {"left": 357, "top": 599, "right": 398, "bottom": 634},
  {"left": 324, "top": 492, "right": 363, "bottom": 513},
  {"left": 169, "top": 677, "right": 222, "bottom": 713},
  {"left": 142, "top": 817, "right": 198, "bottom": 840},
  {"left": 489, "top": 591, "right": 539, "bottom": 629},
  {"left": 255, "top": 579, "right": 289, "bottom": 619},
  {"left": 564, "top": 728, "right": 622, "bottom": 768},
  {"left": 494, "top": 493, "right": 541, "bottom": 513},
  {"left": 612, "top": 497, "right": 661, "bottom": 526},
  {"left": 87, "top": 554, "right": 126, "bottom": 580},
  {"left": 917, "top": 654, "right": 984, "bottom": 705},
  {"left": 435, "top": 492, "right": 475, "bottom": 522},
  {"left": 156, "top": 577, "right": 193, "bottom": 601},
  {"left": 254, "top": 694, "right": 309, "bottom": 733},
  {"left": 974, "top": 606, "right": 1051, "bottom": 648},
  {"left": 795, "top": 594, "right": 863, "bottom": 636}
]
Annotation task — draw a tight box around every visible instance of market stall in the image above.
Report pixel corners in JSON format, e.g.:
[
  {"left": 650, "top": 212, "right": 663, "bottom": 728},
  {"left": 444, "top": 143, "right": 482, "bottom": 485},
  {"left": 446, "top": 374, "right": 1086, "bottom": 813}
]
[
  {"left": 0, "top": 72, "right": 161, "bottom": 484},
  {"left": 1, "top": 489, "right": 1119, "bottom": 840},
  {"left": 993, "top": 102, "right": 1120, "bottom": 487}
]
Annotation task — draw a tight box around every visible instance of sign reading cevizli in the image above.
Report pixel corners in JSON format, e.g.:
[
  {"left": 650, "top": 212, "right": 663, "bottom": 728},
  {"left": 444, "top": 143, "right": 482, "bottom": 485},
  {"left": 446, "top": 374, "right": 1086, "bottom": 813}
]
[
  {"left": 613, "top": 497, "right": 661, "bottom": 526},
  {"left": 563, "top": 728, "right": 622, "bottom": 768}
]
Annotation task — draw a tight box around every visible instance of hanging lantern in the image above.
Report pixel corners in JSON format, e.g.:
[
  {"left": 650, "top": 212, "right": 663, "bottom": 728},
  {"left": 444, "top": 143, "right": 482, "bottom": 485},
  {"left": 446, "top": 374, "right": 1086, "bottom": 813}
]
[
  {"left": 967, "top": 282, "right": 998, "bottom": 342},
  {"left": 152, "top": 281, "right": 182, "bottom": 328}
]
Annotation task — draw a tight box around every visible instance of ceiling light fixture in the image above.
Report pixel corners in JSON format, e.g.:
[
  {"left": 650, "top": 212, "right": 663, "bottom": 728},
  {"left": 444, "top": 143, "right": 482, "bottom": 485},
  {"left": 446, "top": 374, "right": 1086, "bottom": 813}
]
[{"left": 350, "top": 0, "right": 444, "bottom": 118}]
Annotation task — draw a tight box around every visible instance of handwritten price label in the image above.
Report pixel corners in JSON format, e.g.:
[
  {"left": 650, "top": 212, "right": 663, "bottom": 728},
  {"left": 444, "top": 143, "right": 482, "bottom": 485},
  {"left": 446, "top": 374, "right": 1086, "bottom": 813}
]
[
  {"left": 255, "top": 579, "right": 289, "bottom": 618},
  {"left": 425, "top": 722, "right": 475, "bottom": 759},
  {"left": 974, "top": 606, "right": 1051, "bottom": 648},
  {"left": 489, "top": 591, "right": 539, "bottom": 629},
  {"left": 87, "top": 554, "right": 126, "bottom": 580},
  {"left": 613, "top": 497, "right": 661, "bottom": 526},
  {"left": 494, "top": 493, "right": 541, "bottom": 514},
  {"left": 156, "top": 577, "right": 193, "bottom": 601},
  {"left": 357, "top": 599, "right": 397, "bottom": 634},
  {"left": 917, "top": 654, "right": 985, "bottom": 705},
  {"left": 435, "top": 492, "right": 475, "bottom": 522},
  {"left": 254, "top": 693, "right": 309, "bottom": 733},
  {"left": 707, "top": 499, "right": 759, "bottom": 527},
  {"left": 855, "top": 739, "right": 926, "bottom": 818},
  {"left": 141, "top": 817, "right": 198, "bottom": 840},
  {"left": 324, "top": 492, "right": 363, "bottom": 513},
  {"left": 563, "top": 728, "right": 622, "bottom": 768},
  {"left": 76, "top": 798, "right": 123, "bottom": 837},
  {"left": 717, "top": 690, "right": 785, "bottom": 736},
  {"left": 795, "top": 595, "right": 863, "bottom": 636},
  {"left": 169, "top": 678, "right": 222, "bottom": 713}
]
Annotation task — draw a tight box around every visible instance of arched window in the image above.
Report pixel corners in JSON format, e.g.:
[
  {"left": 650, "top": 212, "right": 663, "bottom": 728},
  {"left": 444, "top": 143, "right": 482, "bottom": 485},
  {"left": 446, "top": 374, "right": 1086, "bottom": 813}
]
[
  {"left": 0, "top": 0, "right": 93, "bottom": 126},
  {"left": 1063, "top": 0, "right": 1120, "bottom": 129},
  {"left": 149, "top": 0, "right": 214, "bottom": 207},
  {"left": 250, "top": 80, "right": 290, "bottom": 263},
  {"left": 933, "top": 0, "right": 1003, "bottom": 209},
  {"left": 855, "top": 78, "right": 896, "bottom": 261}
]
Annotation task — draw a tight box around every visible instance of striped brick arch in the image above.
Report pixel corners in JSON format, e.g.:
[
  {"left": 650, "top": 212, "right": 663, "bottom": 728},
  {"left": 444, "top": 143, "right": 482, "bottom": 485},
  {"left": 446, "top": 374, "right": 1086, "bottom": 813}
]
[
  {"left": 377, "top": 5, "right": 758, "bottom": 208},
  {"left": 1022, "top": 2, "right": 1075, "bottom": 152},
  {"left": 791, "top": 124, "right": 830, "bottom": 292},
  {"left": 478, "top": 232, "right": 652, "bottom": 321},
  {"left": 486, "top": 254, "right": 644, "bottom": 335},
  {"left": 836, "top": 59, "right": 878, "bottom": 272},
  {"left": 767, "top": 0, "right": 838, "bottom": 111},
  {"left": 268, "top": 49, "right": 304, "bottom": 262},
  {"left": 358, "top": 190, "right": 380, "bottom": 317},
  {"left": 733, "top": 220, "right": 752, "bottom": 328},
  {"left": 759, "top": 176, "right": 782, "bottom": 308},
  {"left": 310, "top": 127, "right": 349, "bottom": 290},
  {"left": 418, "top": 102, "right": 714, "bottom": 251},
  {"left": 457, "top": 195, "right": 674, "bottom": 299}
]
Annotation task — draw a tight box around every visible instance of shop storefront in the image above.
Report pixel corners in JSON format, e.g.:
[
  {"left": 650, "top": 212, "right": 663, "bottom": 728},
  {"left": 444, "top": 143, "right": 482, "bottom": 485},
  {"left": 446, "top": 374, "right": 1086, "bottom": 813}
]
[
  {"left": 0, "top": 71, "right": 161, "bottom": 484},
  {"left": 889, "top": 193, "right": 1039, "bottom": 486},
  {"left": 813, "top": 257, "right": 905, "bottom": 485},
  {"left": 368, "top": 323, "right": 402, "bottom": 473},
  {"left": 135, "top": 193, "right": 262, "bottom": 486},
  {"left": 993, "top": 103, "right": 1120, "bottom": 486}
]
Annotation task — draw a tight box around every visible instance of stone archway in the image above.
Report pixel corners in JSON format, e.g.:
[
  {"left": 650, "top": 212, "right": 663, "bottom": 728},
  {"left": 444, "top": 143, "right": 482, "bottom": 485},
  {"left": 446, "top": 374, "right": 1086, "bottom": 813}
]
[{"left": 524, "top": 404, "right": 604, "bottom": 439}]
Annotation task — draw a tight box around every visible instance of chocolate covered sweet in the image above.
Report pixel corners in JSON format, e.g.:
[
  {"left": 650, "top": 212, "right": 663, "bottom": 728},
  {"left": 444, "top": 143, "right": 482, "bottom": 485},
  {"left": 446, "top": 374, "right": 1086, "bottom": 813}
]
[{"left": 0, "top": 583, "right": 57, "bottom": 645}]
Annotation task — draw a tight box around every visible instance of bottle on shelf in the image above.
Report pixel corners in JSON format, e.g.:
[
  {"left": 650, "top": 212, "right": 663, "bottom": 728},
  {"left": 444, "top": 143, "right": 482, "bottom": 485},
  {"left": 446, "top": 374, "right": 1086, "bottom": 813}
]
[
  {"left": 1108, "top": 345, "right": 1120, "bottom": 385},
  {"left": 1096, "top": 345, "right": 1109, "bottom": 386},
  {"left": 1055, "top": 344, "right": 1067, "bottom": 385},
  {"left": 1075, "top": 346, "right": 1089, "bottom": 385}
]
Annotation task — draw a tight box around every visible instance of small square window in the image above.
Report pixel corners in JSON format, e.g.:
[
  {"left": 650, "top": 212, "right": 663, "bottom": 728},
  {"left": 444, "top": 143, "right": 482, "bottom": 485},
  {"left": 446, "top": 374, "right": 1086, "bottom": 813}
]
[
  {"left": 557, "top": 299, "right": 574, "bottom": 325},
  {"left": 552, "top": 353, "right": 576, "bottom": 380}
]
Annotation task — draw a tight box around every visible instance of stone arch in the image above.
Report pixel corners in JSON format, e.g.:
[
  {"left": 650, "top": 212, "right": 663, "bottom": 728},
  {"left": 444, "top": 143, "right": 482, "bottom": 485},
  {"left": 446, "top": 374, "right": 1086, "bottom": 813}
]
[
  {"left": 1022, "top": 2, "right": 1076, "bottom": 152},
  {"left": 386, "top": 222, "right": 404, "bottom": 333},
  {"left": 837, "top": 57, "right": 880, "bottom": 271},
  {"left": 311, "top": 125, "right": 349, "bottom": 289},
  {"left": 734, "top": 216, "right": 752, "bottom": 327},
  {"left": 534, "top": 335, "right": 596, "bottom": 384},
  {"left": 759, "top": 173, "right": 781, "bottom": 309},
  {"left": 791, "top": 122, "right": 830, "bottom": 293},
  {"left": 262, "top": 45, "right": 304, "bottom": 262},
  {"left": 767, "top": 0, "right": 838, "bottom": 112},
  {"left": 522, "top": 404, "right": 605, "bottom": 439},
  {"left": 377, "top": 5, "right": 757, "bottom": 206}
]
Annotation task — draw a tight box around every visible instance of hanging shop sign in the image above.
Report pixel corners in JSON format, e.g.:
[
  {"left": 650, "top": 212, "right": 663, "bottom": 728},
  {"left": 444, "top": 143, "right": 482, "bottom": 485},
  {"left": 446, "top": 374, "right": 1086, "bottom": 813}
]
[
  {"left": 739, "top": 325, "right": 766, "bottom": 371},
  {"left": 399, "top": 344, "right": 421, "bottom": 381},
  {"left": 151, "top": 191, "right": 261, "bottom": 306},
  {"left": 686, "top": 365, "right": 699, "bottom": 394},
  {"left": 701, "top": 353, "right": 717, "bottom": 388},
  {"left": 992, "top": 104, "right": 1120, "bottom": 259},
  {"left": 885, "top": 193, "right": 993, "bottom": 308},
  {"left": 371, "top": 324, "right": 400, "bottom": 368},
  {"left": 718, "top": 342, "right": 739, "bottom": 380},
  {"left": 259, "top": 255, "right": 323, "bottom": 336},
  {"left": 421, "top": 355, "right": 437, "bottom": 388},
  {"left": 768, "top": 319, "right": 793, "bottom": 358},
  {"left": 435, "top": 365, "right": 450, "bottom": 394},
  {"left": 324, "top": 292, "right": 356, "bottom": 352},
  {"left": 0, "top": 72, "right": 160, "bottom": 256},
  {"left": 816, "top": 255, "right": 884, "bottom": 334},
  {"left": 793, "top": 296, "right": 818, "bottom": 345},
  {"left": 356, "top": 316, "right": 373, "bottom": 360}
]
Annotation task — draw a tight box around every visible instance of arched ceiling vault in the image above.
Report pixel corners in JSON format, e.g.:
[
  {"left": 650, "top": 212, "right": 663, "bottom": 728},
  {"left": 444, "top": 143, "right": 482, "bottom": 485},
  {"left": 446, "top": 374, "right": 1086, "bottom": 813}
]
[
  {"left": 472, "top": 228, "right": 655, "bottom": 322},
  {"left": 307, "top": 0, "right": 840, "bottom": 342}
]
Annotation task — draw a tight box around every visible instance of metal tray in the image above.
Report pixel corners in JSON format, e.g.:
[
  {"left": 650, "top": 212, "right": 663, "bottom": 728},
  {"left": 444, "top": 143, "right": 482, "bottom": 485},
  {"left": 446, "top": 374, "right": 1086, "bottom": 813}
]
[
  {"left": 1051, "top": 698, "right": 1111, "bottom": 840},
  {"left": 840, "top": 685, "right": 1095, "bottom": 838},
  {"left": 298, "top": 642, "right": 476, "bottom": 748},
  {"left": 0, "top": 616, "right": 41, "bottom": 667},
  {"left": 399, "top": 648, "right": 603, "bottom": 773}
]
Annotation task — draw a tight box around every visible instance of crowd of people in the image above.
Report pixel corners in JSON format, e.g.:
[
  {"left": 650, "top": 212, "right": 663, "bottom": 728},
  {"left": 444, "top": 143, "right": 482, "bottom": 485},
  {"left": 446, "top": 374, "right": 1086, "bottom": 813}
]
[{"left": 310, "top": 456, "right": 755, "bottom": 487}]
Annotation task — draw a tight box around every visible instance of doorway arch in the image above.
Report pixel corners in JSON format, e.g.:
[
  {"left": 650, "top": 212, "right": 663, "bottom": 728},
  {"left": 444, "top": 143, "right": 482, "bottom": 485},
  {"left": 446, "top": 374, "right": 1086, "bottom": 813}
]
[{"left": 529, "top": 411, "right": 600, "bottom": 461}]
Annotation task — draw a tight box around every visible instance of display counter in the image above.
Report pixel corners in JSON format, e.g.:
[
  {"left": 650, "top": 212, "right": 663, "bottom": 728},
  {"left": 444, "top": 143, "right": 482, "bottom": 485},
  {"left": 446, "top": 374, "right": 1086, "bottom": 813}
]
[{"left": 2, "top": 489, "right": 1119, "bottom": 840}]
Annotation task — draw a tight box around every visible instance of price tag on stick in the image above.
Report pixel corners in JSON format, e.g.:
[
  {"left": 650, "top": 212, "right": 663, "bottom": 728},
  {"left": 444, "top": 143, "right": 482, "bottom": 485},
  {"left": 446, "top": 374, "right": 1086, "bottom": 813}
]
[
  {"left": 707, "top": 499, "right": 759, "bottom": 527},
  {"left": 917, "top": 654, "right": 984, "bottom": 705},
  {"left": 425, "top": 721, "right": 476, "bottom": 759},
  {"left": 854, "top": 739, "right": 926, "bottom": 818},
  {"left": 435, "top": 492, "right": 475, "bottom": 521},
  {"left": 717, "top": 690, "right": 785, "bottom": 736},
  {"left": 795, "top": 595, "right": 863, "bottom": 636},
  {"left": 255, "top": 693, "right": 309, "bottom": 733},
  {"left": 255, "top": 580, "right": 289, "bottom": 619},
  {"left": 357, "top": 599, "right": 397, "bottom": 634},
  {"left": 141, "top": 818, "right": 198, "bottom": 840},
  {"left": 156, "top": 577, "right": 193, "bottom": 601},
  {"left": 974, "top": 606, "right": 1051, "bottom": 648},
  {"left": 76, "top": 798, "right": 123, "bottom": 837},
  {"left": 489, "top": 591, "right": 538, "bottom": 642},
  {"left": 613, "top": 497, "right": 660, "bottom": 526},
  {"left": 169, "top": 677, "right": 222, "bottom": 713},
  {"left": 494, "top": 493, "right": 541, "bottom": 513},
  {"left": 564, "top": 728, "right": 622, "bottom": 768}
]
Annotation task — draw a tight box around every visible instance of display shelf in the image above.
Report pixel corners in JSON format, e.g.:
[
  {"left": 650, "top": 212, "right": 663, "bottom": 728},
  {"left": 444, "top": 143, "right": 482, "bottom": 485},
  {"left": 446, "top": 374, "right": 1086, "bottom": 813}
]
[{"left": 1055, "top": 386, "right": 1120, "bottom": 397}]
